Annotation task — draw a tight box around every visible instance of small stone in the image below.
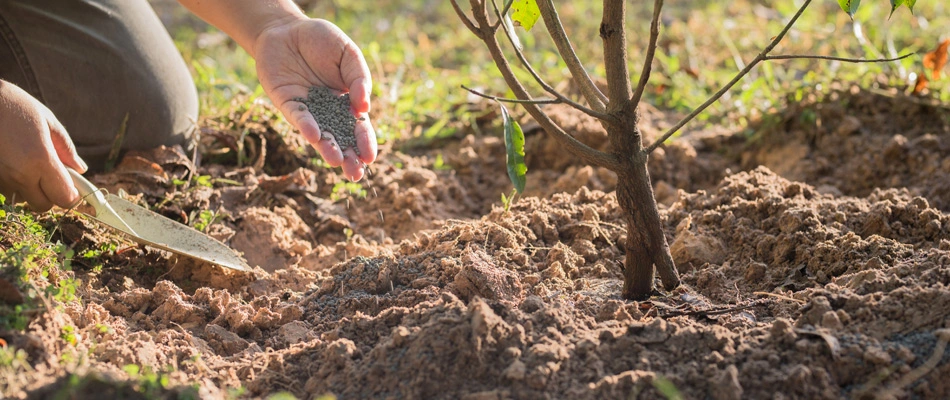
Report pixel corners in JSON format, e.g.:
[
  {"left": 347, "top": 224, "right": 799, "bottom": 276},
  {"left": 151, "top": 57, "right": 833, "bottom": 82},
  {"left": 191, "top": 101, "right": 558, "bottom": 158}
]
[
  {"left": 503, "top": 359, "right": 527, "bottom": 381},
  {"left": 863, "top": 346, "right": 892, "bottom": 365},
  {"left": 710, "top": 364, "right": 743, "bottom": 400},
  {"left": 278, "top": 321, "right": 311, "bottom": 345},
  {"left": 820, "top": 311, "right": 844, "bottom": 331}
]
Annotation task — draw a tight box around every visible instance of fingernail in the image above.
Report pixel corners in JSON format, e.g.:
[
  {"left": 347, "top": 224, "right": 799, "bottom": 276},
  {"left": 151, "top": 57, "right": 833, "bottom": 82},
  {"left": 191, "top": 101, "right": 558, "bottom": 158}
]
[{"left": 77, "top": 158, "right": 89, "bottom": 172}]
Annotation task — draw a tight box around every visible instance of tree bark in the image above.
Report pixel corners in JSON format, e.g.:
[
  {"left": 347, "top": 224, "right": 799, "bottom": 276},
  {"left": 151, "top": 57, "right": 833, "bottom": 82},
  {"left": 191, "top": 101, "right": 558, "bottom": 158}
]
[{"left": 615, "top": 149, "right": 680, "bottom": 300}]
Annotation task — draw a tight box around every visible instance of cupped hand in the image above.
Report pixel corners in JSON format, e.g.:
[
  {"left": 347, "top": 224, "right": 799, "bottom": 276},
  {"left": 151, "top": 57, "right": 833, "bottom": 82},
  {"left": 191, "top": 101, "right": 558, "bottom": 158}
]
[
  {"left": 253, "top": 17, "right": 376, "bottom": 181},
  {"left": 0, "top": 81, "right": 87, "bottom": 212}
]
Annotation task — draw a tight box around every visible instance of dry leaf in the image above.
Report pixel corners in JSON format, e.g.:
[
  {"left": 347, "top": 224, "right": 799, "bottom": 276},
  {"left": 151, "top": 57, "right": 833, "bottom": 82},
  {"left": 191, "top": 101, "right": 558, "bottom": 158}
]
[
  {"left": 922, "top": 39, "right": 949, "bottom": 80},
  {"left": 912, "top": 72, "right": 929, "bottom": 94}
]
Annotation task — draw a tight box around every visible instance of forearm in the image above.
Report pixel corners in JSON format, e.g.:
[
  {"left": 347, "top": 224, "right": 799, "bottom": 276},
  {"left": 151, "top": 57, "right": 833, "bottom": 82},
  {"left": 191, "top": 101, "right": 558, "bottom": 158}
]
[{"left": 176, "top": 0, "right": 306, "bottom": 58}]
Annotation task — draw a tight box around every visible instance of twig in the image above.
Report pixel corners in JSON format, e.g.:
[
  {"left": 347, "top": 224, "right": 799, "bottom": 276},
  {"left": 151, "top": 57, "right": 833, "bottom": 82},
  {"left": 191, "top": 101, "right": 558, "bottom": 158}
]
[
  {"left": 873, "top": 330, "right": 950, "bottom": 399},
  {"left": 462, "top": 85, "right": 559, "bottom": 105},
  {"left": 644, "top": 0, "right": 814, "bottom": 153},
  {"left": 491, "top": 0, "right": 516, "bottom": 30},
  {"left": 464, "top": 0, "right": 620, "bottom": 171},
  {"left": 537, "top": 0, "right": 607, "bottom": 111},
  {"left": 657, "top": 299, "right": 768, "bottom": 318},
  {"left": 643, "top": 2, "right": 917, "bottom": 154},
  {"left": 753, "top": 291, "right": 806, "bottom": 304},
  {"left": 450, "top": 0, "right": 479, "bottom": 36},
  {"left": 764, "top": 53, "right": 912, "bottom": 62},
  {"left": 490, "top": 0, "right": 614, "bottom": 122},
  {"left": 630, "top": 0, "right": 664, "bottom": 107}
]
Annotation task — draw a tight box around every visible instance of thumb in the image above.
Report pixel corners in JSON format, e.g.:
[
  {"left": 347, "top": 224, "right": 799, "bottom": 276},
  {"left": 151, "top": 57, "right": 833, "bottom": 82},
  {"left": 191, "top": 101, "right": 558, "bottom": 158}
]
[{"left": 47, "top": 115, "right": 88, "bottom": 173}]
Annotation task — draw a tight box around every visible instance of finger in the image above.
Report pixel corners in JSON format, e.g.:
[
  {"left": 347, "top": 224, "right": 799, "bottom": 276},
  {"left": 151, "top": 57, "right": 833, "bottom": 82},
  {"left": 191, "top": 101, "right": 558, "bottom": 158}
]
[
  {"left": 340, "top": 150, "right": 364, "bottom": 181},
  {"left": 281, "top": 100, "right": 345, "bottom": 166},
  {"left": 47, "top": 116, "right": 88, "bottom": 173},
  {"left": 348, "top": 77, "right": 372, "bottom": 114},
  {"left": 39, "top": 161, "right": 80, "bottom": 209},
  {"left": 21, "top": 179, "right": 53, "bottom": 212},
  {"left": 341, "top": 41, "right": 372, "bottom": 114},
  {"left": 354, "top": 114, "right": 377, "bottom": 164}
]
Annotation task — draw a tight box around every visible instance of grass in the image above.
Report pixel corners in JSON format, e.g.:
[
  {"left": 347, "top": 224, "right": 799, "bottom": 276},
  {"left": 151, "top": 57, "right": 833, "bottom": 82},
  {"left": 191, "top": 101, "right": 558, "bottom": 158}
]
[{"left": 164, "top": 0, "right": 948, "bottom": 143}]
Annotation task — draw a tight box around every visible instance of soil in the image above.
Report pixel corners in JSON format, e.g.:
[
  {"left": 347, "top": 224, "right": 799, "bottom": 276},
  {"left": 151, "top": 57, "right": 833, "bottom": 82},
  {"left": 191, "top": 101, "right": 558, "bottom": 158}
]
[{"left": 3, "top": 87, "right": 950, "bottom": 399}]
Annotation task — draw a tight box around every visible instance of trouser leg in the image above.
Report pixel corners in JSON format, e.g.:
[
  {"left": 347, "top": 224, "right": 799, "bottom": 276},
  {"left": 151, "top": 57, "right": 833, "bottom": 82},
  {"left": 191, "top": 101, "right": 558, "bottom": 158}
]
[{"left": 0, "top": 0, "right": 198, "bottom": 171}]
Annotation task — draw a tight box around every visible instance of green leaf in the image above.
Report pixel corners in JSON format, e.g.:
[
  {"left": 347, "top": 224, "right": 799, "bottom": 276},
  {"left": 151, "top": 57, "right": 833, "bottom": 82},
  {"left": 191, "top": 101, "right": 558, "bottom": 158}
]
[
  {"left": 889, "top": 0, "right": 905, "bottom": 18},
  {"left": 510, "top": 0, "right": 540, "bottom": 31},
  {"left": 837, "top": 0, "right": 861, "bottom": 18},
  {"left": 499, "top": 103, "right": 527, "bottom": 193},
  {"left": 906, "top": 0, "right": 916, "bottom": 12}
]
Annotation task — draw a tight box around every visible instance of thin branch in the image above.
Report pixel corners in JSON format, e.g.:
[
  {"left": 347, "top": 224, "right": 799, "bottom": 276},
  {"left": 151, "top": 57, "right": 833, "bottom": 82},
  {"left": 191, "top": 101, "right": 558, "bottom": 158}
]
[
  {"left": 764, "top": 53, "right": 913, "bottom": 62},
  {"left": 450, "top": 0, "right": 480, "bottom": 36},
  {"left": 657, "top": 299, "right": 770, "bottom": 318},
  {"left": 462, "top": 85, "right": 559, "bottom": 104},
  {"left": 537, "top": 0, "right": 608, "bottom": 112},
  {"left": 644, "top": 51, "right": 914, "bottom": 153},
  {"left": 631, "top": 0, "right": 664, "bottom": 107},
  {"left": 466, "top": 0, "right": 620, "bottom": 171},
  {"left": 645, "top": 0, "right": 816, "bottom": 154},
  {"left": 491, "top": 0, "right": 516, "bottom": 30},
  {"left": 490, "top": 0, "right": 615, "bottom": 122}
]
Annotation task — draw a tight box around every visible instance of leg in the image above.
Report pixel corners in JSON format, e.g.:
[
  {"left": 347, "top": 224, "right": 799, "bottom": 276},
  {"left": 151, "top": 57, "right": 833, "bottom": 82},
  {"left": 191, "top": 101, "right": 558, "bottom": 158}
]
[{"left": 0, "top": 0, "right": 198, "bottom": 170}]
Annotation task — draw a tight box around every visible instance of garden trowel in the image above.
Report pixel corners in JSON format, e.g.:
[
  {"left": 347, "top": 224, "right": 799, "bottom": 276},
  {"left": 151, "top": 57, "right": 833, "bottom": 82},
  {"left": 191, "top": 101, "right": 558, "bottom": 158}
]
[{"left": 68, "top": 169, "right": 251, "bottom": 272}]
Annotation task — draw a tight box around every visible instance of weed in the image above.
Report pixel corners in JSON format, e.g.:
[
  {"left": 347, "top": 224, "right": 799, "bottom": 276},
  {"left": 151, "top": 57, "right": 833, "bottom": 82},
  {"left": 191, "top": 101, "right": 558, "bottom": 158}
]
[
  {"left": 192, "top": 209, "right": 223, "bottom": 232},
  {"left": 500, "top": 189, "right": 518, "bottom": 212},
  {"left": 330, "top": 182, "right": 368, "bottom": 202},
  {"left": 651, "top": 375, "right": 684, "bottom": 400},
  {"left": 432, "top": 153, "right": 452, "bottom": 171}
]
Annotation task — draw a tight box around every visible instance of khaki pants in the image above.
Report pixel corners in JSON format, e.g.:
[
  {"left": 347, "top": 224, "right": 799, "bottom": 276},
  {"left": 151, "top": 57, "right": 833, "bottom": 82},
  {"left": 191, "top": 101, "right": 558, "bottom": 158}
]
[{"left": 0, "top": 0, "right": 198, "bottom": 171}]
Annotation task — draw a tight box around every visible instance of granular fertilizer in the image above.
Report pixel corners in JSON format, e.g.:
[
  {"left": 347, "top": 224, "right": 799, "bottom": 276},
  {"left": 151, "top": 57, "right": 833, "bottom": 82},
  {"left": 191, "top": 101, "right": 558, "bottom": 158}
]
[{"left": 295, "top": 86, "right": 362, "bottom": 155}]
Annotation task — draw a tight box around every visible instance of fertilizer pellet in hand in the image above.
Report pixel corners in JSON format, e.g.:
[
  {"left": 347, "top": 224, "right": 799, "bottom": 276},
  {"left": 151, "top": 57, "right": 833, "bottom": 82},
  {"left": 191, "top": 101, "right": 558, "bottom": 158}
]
[{"left": 295, "top": 86, "right": 363, "bottom": 155}]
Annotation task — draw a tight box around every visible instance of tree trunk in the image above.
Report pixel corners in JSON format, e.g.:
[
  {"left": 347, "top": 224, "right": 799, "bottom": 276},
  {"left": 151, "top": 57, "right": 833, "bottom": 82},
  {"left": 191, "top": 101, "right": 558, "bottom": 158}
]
[{"left": 615, "top": 143, "right": 680, "bottom": 300}]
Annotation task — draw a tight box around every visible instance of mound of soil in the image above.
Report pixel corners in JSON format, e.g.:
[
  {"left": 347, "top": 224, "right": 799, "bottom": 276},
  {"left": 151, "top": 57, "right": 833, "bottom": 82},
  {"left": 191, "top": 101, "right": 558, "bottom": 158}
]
[{"left": 2, "top": 89, "right": 950, "bottom": 399}]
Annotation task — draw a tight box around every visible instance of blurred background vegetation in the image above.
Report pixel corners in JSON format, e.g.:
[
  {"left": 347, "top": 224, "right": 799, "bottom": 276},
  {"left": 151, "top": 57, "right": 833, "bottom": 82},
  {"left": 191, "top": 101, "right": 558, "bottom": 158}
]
[{"left": 149, "top": 0, "right": 949, "bottom": 144}]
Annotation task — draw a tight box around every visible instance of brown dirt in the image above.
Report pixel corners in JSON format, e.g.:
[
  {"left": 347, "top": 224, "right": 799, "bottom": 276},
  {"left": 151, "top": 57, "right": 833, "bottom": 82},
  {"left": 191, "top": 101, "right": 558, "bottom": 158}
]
[{"left": 2, "top": 88, "right": 950, "bottom": 399}]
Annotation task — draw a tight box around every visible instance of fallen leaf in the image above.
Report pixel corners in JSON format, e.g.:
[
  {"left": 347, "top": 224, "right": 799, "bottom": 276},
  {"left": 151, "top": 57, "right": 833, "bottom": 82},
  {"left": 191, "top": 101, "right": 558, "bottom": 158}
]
[
  {"left": 912, "top": 72, "right": 929, "bottom": 95},
  {"left": 922, "top": 39, "right": 949, "bottom": 80}
]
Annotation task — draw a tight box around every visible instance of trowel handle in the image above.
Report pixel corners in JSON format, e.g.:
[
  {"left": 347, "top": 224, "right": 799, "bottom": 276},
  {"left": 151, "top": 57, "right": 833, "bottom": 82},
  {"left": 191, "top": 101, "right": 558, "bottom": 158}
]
[
  {"left": 67, "top": 168, "right": 98, "bottom": 198},
  {"left": 67, "top": 168, "right": 112, "bottom": 213}
]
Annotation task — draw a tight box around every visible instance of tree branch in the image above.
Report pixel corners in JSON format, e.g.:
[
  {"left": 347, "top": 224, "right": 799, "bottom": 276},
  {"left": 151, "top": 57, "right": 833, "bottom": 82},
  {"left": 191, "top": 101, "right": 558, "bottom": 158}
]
[
  {"left": 601, "top": 0, "right": 632, "bottom": 114},
  {"left": 645, "top": 0, "right": 816, "bottom": 154},
  {"left": 537, "top": 0, "right": 608, "bottom": 112},
  {"left": 490, "top": 0, "right": 615, "bottom": 122},
  {"left": 630, "top": 0, "right": 663, "bottom": 107},
  {"left": 462, "top": 85, "right": 559, "bottom": 104},
  {"left": 450, "top": 0, "right": 480, "bottom": 36},
  {"left": 764, "top": 53, "right": 912, "bottom": 62},
  {"left": 467, "top": 0, "right": 621, "bottom": 171},
  {"left": 491, "top": 0, "right": 516, "bottom": 30}
]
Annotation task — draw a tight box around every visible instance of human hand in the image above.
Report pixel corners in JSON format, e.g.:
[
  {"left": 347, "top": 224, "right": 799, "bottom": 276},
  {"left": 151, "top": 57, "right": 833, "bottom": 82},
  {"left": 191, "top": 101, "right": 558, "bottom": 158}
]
[
  {"left": 0, "top": 81, "right": 88, "bottom": 211},
  {"left": 253, "top": 17, "right": 376, "bottom": 181}
]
